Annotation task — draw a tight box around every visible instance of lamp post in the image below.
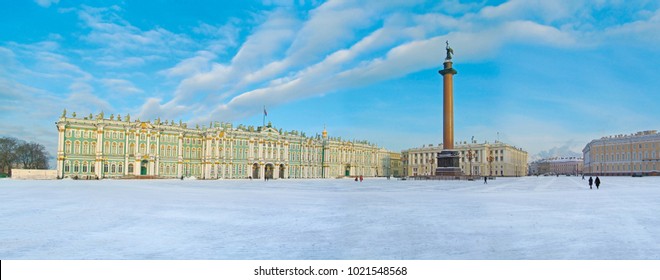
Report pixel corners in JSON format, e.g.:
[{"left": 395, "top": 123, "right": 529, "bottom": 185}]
[
  {"left": 487, "top": 154, "right": 494, "bottom": 177},
  {"left": 428, "top": 158, "right": 434, "bottom": 176},
  {"left": 466, "top": 148, "right": 475, "bottom": 177}
]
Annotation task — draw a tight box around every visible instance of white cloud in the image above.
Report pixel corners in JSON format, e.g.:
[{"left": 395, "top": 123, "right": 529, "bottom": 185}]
[
  {"left": 34, "top": 0, "right": 59, "bottom": 8},
  {"left": 101, "top": 78, "right": 143, "bottom": 94}
]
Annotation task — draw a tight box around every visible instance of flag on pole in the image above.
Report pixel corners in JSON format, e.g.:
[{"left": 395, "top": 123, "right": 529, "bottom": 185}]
[{"left": 264, "top": 107, "right": 267, "bottom": 116}]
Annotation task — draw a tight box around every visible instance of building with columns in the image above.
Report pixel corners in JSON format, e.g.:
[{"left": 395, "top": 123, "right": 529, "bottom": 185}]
[
  {"left": 583, "top": 130, "right": 660, "bottom": 176},
  {"left": 528, "top": 157, "right": 583, "bottom": 176},
  {"left": 402, "top": 140, "right": 528, "bottom": 177},
  {"left": 55, "top": 111, "right": 396, "bottom": 179}
]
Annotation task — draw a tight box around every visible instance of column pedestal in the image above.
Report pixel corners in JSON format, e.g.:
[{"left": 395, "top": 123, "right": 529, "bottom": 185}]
[{"left": 435, "top": 150, "right": 462, "bottom": 176}]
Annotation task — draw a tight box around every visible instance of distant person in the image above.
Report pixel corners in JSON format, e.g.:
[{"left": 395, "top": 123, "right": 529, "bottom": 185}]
[
  {"left": 588, "top": 176, "right": 593, "bottom": 189},
  {"left": 582, "top": 174, "right": 585, "bottom": 180},
  {"left": 359, "top": 175, "right": 363, "bottom": 182},
  {"left": 484, "top": 176, "right": 487, "bottom": 184},
  {"left": 595, "top": 176, "right": 601, "bottom": 190},
  {"left": 355, "top": 177, "right": 358, "bottom": 182}
]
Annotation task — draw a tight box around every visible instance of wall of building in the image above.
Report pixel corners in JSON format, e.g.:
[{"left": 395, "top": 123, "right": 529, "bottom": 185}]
[
  {"left": 56, "top": 113, "right": 396, "bottom": 179},
  {"left": 583, "top": 130, "right": 660, "bottom": 176},
  {"left": 402, "top": 141, "right": 528, "bottom": 177},
  {"left": 11, "top": 169, "right": 58, "bottom": 179}
]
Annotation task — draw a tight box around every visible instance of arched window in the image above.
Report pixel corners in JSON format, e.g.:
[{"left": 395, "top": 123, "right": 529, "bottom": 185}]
[
  {"left": 150, "top": 144, "right": 156, "bottom": 154},
  {"left": 128, "top": 163, "right": 134, "bottom": 173},
  {"left": 112, "top": 142, "right": 117, "bottom": 155},
  {"left": 74, "top": 141, "right": 81, "bottom": 154},
  {"left": 64, "top": 161, "right": 70, "bottom": 172},
  {"left": 83, "top": 142, "right": 89, "bottom": 155},
  {"left": 91, "top": 142, "right": 96, "bottom": 154},
  {"left": 104, "top": 163, "right": 109, "bottom": 173},
  {"left": 129, "top": 143, "right": 135, "bottom": 154},
  {"left": 91, "top": 164, "right": 95, "bottom": 173},
  {"left": 74, "top": 161, "right": 80, "bottom": 173},
  {"left": 65, "top": 141, "right": 72, "bottom": 154},
  {"left": 118, "top": 164, "right": 123, "bottom": 174},
  {"left": 111, "top": 164, "right": 116, "bottom": 173},
  {"left": 118, "top": 143, "right": 124, "bottom": 155},
  {"left": 82, "top": 162, "right": 88, "bottom": 173},
  {"left": 140, "top": 143, "right": 146, "bottom": 153},
  {"left": 104, "top": 142, "right": 110, "bottom": 154}
]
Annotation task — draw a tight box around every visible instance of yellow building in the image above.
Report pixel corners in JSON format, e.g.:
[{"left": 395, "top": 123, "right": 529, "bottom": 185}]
[
  {"left": 55, "top": 111, "right": 396, "bottom": 179},
  {"left": 402, "top": 140, "right": 528, "bottom": 177},
  {"left": 583, "top": 130, "right": 660, "bottom": 176}
]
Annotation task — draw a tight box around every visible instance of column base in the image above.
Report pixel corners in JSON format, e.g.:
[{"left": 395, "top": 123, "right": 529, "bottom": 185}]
[{"left": 435, "top": 150, "right": 463, "bottom": 176}]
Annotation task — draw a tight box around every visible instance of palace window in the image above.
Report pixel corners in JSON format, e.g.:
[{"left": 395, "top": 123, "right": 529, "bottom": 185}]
[
  {"left": 64, "top": 162, "right": 70, "bottom": 172},
  {"left": 74, "top": 162, "right": 80, "bottom": 173},
  {"left": 118, "top": 164, "right": 123, "bottom": 174},
  {"left": 118, "top": 143, "right": 124, "bottom": 155},
  {"left": 128, "top": 164, "right": 134, "bottom": 173},
  {"left": 104, "top": 163, "right": 109, "bottom": 173},
  {"left": 65, "top": 141, "right": 72, "bottom": 154},
  {"left": 91, "top": 164, "right": 95, "bottom": 173},
  {"left": 74, "top": 141, "right": 81, "bottom": 154},
  {"left": 111, "top": 164, "right": 116, "bottom": 173},
  {"left": 82, "top": 162, "right": 88, "bottom": 173}
]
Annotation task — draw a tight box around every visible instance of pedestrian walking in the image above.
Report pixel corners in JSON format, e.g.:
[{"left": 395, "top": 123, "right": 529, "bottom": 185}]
[
  {"left": 588, "top": 176, "right": 593, "bottom": 189},
  {"left": 359, "top": 175, "right": 363, "bottom": 182},
  {"left": 484, "top": 176, "right": 487, "bottom": 184},
  {"left": 355, "top": 177, "right": 358, "bottom": 182},
  {"left": 582, "top": 174, "right": 584, "bottom": 180},
  {"left": 595, "top": 176, "right": 601, "bottom": 190}
]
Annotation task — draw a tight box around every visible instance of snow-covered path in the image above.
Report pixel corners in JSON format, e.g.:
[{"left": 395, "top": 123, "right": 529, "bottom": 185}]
[{"left": 1, "top": 176, "right": 659, "bottom": 259}]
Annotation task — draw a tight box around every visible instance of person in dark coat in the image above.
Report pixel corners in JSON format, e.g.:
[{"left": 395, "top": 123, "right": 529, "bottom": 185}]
[
  {"left": 588, "top": 176, "right": 593, "bottom": 189},
  {"left": 484, "top": 176, "right": 487, "bottom": 184},
  {"left": 595, "top": 176, "right": 601, "bottom": 189}
]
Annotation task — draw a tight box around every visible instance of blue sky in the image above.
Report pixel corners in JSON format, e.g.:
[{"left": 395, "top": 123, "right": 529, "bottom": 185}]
[{"left": 1, "top": 0, "right": 659, "bottom": 164}]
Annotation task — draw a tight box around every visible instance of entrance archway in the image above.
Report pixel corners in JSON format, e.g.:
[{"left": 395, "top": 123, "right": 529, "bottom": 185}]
[
  {"left": 140, "top": 160, "right": 148, "bottom": 175},
  {"left": 279, "top": 164, "right": 285, "bottom": 179},
  {"left": 265, "top": 163, "right": 274, "bottom": 179},
  {"left": 345, "top": 165, "right": 351, "bottom": 177},
  {"left": 252, "top": 163, "right": 260, "bottom": 179}
]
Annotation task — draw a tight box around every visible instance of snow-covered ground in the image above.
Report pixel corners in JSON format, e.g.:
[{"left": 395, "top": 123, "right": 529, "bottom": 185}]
[{"left": 1, "top": 176, "right": 659, "bottom": 260}]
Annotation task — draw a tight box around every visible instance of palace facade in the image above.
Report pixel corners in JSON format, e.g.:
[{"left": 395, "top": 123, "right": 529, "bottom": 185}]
[
  {"left": 402, "top": 140, "right": 528, "bottom": 177},
  {"left": 55, "top": 112, "right": 397, "bottom": 179},
  {"left": 528, "top": 157, "right": 583, "bottom": 176},
  {"left": 583, "top": 130, "right": 660, "bottom": 176}
]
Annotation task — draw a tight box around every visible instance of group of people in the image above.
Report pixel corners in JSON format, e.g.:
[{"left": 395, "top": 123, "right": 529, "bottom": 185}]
[
  {"left": 584, "top": 175, "right": 601, "bottom": 190},
  {"left": 354, "top": 175, "right": 364, "bottom": 182}
]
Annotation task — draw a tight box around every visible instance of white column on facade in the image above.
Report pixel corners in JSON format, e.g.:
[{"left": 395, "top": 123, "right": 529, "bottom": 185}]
[
  {"left": 177, "top": 133, "right": 183, "bottom": 178},
  {"left": 124, "top": 129, "right": 129, "bottom": 175},
  {"left": 56, "top": 123, "right": 65, "bottom": 178},
  {"left": 155, "top": 132, "right": 160, "bottom": 176},
  {"left": 95, "top": 125, "right": 104, "bottom": 178}
]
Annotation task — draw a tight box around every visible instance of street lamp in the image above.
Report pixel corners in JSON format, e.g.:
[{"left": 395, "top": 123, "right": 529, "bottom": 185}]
[
  {"left": 466, "top": 148, "right": 475, "bottom": 177},
  {"left": 428, "top": 158, "right": 434, "bottom": 176}
]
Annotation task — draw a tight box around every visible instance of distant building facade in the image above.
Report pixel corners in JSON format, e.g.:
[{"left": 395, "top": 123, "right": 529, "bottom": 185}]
[
  {"left": 528, "top": 157, "right": 583, "bottom": 176},
  {"left": 55, "top": 112, "right": 396, "bottom": 179},
  {"left": 402, "top": 141, "right": 528, "bottom": 177},
  {"left": 583, "top": 130, "right": 660, "bottom": 176}
]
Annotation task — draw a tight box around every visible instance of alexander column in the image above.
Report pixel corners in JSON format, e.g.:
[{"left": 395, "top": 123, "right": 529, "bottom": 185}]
[{"left": 436, "top": 41, "right": 463, "bottom": 176}]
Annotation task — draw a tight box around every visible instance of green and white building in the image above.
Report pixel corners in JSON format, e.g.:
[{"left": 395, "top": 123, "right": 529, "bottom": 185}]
[{"left": 55, "top": 111, "right": 397, "bottom": 179}]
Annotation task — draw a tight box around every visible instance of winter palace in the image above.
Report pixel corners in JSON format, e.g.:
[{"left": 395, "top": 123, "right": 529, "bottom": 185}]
[{"left": 55, "top": 111, "right": 398, "bottom": 179}]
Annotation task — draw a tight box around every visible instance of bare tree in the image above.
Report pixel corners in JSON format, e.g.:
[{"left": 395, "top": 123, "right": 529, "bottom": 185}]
[
  {"left": 15, "top": 142, "right": 50, "bottom": 169},
  {"left": 0, "top": 137, "right": 19, "bottom": 175}
]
